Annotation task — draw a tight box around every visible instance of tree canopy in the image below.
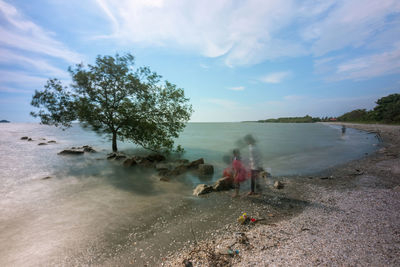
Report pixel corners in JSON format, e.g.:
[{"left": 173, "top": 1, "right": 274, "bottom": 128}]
[{"left": 31, "top": 53, "right": 193, "bottom": 152}]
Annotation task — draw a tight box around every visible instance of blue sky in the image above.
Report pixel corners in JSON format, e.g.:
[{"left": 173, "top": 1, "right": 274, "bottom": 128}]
[{"left": 0, "top": 0, "right": 399, "bottom": 122}]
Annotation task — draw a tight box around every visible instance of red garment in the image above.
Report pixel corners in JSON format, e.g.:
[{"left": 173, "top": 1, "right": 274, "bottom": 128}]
[{"left": 232, "top": 159, "right": 247, "bottom": 183}]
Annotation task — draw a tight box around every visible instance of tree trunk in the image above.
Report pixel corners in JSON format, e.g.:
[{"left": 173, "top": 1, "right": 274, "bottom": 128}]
[{"left": 112, "top": 131, "right": 118, "bottom": 152}]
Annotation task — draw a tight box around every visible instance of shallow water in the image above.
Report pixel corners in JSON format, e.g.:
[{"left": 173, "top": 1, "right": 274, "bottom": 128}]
[{"left": 0, "top": 122, "right": 379, "bottom": 265}]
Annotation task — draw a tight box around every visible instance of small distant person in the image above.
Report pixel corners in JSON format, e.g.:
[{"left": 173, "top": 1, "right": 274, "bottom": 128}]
[
  {"left": 232, "top": 149, "right": 247, "bottom": 198},
  {"left": 244, "top": 134, "right": 263, "bottom": 195},
  {"left": 341, "top": 125, "right": 346, "bottom": 136}
]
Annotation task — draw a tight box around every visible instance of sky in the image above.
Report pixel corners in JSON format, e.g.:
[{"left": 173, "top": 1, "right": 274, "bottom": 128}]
[{"left": 0, "top": 0, "right": 399, "bottom": 122}]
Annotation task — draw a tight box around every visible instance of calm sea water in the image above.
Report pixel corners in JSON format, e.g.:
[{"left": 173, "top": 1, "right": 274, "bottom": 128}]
[{"left": 0, "top": 122, "right": 378, "bottom": 266}]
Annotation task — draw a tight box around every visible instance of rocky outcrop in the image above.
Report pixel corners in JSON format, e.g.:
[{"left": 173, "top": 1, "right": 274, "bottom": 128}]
[
  {"left": 213, "top": 176, "right": 234, "bottom": 191},
  {"left": 193, "top": 184, "right": 214, "bottom": 196},
  {"left": 187, "top": 158, "right": 204, "bottom": 169},
  {"left": 59, "top": 145, "right": 96, "bottom": 155},
  {"left": 58, "top": 149, "right": 85, "bottom": 155},
  {"left": 198, "top": 164, "right": 214, "bottom": 175}
]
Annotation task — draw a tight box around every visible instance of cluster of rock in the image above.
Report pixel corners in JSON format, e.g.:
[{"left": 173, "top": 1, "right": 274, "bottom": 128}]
[
  {"left": 108, "top": 153, "right": 214, "bottom": 182},
  {"left": 58, "top": 145, "right": 97, "bottom": 155},
  {"left": 193, "top": 172, "right": 284, "bottom": 196},
  {"left": 21, "top": 136, "right": 57, "bottom": 144}
]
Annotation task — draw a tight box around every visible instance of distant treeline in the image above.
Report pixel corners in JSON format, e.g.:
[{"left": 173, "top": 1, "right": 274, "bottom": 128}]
[
  {"left": 258, "top": 93, "right": 400, "bottom": 124},
  {"left": 258, "top": 115, "right": 320, "bottom": 123},
  {"left": 337, "top": 94, "right": 400, "bottom": 123}
]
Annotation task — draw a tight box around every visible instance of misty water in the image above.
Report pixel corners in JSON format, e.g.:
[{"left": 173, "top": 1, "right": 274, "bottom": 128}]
[{"left": 0, "top": 123, "right": 379, "bottom": 265}]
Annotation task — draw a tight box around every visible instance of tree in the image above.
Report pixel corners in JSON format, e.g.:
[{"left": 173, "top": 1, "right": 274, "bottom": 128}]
[
  {"left": 372, "top": 93, "right": 400, "bottom": 123},
  {"left": 31, "top": 53, "right": 193, "bottom": 152},
  {"left": 337, "top": 109, "right": 371, "bottom": 122}
]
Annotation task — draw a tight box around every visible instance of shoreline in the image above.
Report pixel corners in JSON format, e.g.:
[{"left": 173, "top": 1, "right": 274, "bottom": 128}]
[{"left": 163, "top": 122, "right": 400, "bottom": 266}]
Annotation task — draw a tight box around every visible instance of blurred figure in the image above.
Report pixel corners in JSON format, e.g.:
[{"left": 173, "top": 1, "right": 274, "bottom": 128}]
[
  {"left": 244, "top": 134, "right": 264, "bottom": 195},
  {"left": 341, "top": 125, "right": 346, "bottom": 136},
  {"left": 232, "top": 149, "right": 247, "bottom": 198}
]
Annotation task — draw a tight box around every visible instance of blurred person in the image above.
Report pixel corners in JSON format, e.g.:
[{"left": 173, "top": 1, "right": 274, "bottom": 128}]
[
  {"left": 244, "top": 134, "right": 264, "bottom": 195},
  {"left": 232, "top": 149, "right": 247, "bottom": 197}
]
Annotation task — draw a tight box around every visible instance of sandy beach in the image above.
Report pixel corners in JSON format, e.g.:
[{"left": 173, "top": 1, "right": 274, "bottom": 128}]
[{"left": 163, "top": 123, "right": 400, "bottom": 266}]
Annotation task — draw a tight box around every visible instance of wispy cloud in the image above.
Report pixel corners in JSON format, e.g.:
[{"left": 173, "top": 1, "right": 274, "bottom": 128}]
[
  {"left": 0, "top": 0, "right": 81, "bottom": 63},
  {"left": 206, "top": 98, "right": 238, "bottom": 109},
  {"left": 261, "top": 71, "right": 291, "bottom": 84},
  {"left": 228, "top": 86, "right": 245, "bottom": 91}
]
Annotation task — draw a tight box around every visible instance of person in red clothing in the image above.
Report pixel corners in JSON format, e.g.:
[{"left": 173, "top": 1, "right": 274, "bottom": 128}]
[{"left": 231, "top": 149, "right": 247, "bottom": 197}]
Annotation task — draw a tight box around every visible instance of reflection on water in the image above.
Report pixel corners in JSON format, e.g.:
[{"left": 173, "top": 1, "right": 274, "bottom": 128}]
[{"left": 0, "top": 123, "right": 379, "bottom": 265}]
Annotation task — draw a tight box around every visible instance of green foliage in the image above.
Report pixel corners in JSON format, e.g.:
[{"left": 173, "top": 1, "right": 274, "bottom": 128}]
[
  {"left": 31, "top": 53, "right": 193, "bottom": 152},
  {"left": 337, "top": 109, "right": 372, "bottom": 122},
  {"left": 372, "top": 94, "right": 400, "bottom": 123},
  {"left": 258, "top": 115, "right": 320, "bottom": 123}
]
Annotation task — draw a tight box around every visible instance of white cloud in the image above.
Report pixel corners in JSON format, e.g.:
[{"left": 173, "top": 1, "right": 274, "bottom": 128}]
[
  {"left": 261, "top": 71, "right": 291, "bottom": 84},
  {"left": 0, "top": 0, "right": 81, "bottom": 63},
  {"left": 0, "top": 48, "right": 69, "bottom": 77},
  {"left": 206, "top": 98, "right": 238, "bottom": 109},
  {"left": 228, "top": 86, "right": 245, "bottom": 91},
  {"left": 0, "top": 70, "right": 47, "bottom": 86}
]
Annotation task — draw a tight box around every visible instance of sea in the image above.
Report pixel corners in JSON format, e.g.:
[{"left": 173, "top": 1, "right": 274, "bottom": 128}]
[{"left": 0, "top": 122, "right": 379, "bottom": 266}]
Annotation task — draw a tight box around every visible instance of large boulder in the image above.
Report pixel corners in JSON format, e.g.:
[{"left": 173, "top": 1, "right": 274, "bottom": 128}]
[
  {"left": 213, "top": 176, "right": 234, "bottom": 191},
  {"left": 58, "top": 149, "right": 84, "bottom": 155},
  {"left": 198, "top": 164, "right": 214, "bottom": 175},
  {"left": 187, "top": 158, "right": 204, "bottom": 169},
  {"left": 193, "top": 184, "right": 214, "bottom": 196},
  {"left": 82, "top": 145, "right": 96, "bottom": 153}
]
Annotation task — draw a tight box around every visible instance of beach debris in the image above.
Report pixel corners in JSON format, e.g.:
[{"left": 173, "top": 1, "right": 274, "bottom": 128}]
[
  {"left": 193, "top": 184, "right": 214, "bottom": 196},
  {"left": 274, "top": 181, "right": 284, "bottom": 189},
  {"left": 38, "top": 142, "right": 48, "bottom": 146},
  {"left": 198, "top": 164, "right": 214, "bottom": 175},
  {"left": 235, "top": 232, "right": 249, "bottom": 244},
  {"left": 20, "top": 136, "right": 28, "bottom": 140}
]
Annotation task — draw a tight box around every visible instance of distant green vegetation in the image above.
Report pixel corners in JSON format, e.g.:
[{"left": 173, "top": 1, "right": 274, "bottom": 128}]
[
  {"left": 258, "top": 115, "right": 321, "bottom": 123},
  {"left": 257, "top": 93, "right": 400, "bottom": 124},
  {"left": 337, "top": 94, "right": 400, "bottom": 124}
]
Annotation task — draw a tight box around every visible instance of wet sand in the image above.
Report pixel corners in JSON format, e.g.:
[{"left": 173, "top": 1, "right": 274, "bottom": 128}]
[{"left": 163, "top": 123, "right": 400, "bottom": 266}]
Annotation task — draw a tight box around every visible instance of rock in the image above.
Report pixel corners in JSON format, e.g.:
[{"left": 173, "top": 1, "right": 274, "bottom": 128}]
[
  {"left": 107, "top": 153, "right": 116, "bottom": 159},
  {"left": 41, "top": 176, "right": 52, "bottom": 180},
  {"left": 20, "top": 136, "right": 28, "bottom": 140},
  {"left": 193, "top": 184, "right": 214, "bottom": 196},
  {"left": 174, "top": 159, "right": 189, "bottom": 164},
  {"left": 170, "top": 164, "right": 188, "bottom": 176},
  {"left": 58, "top": 149, "right": 84, "bottom": 155},
  {"left": 155, "top": 163, "right": 170, "bottom": 171},
  {"left": 159, "top": 176, "right": 170, "bottom": 182},
  {"left": 38, "top": 143, "right": 48, "bottom": 146},
  {"left": 47, "top": 140, "right": 56, "bottom": 143},
  {"left": 187, "top": 158, "right": 204, "bottom": 169},
  {"left": 137, "top": 158, "right": 154, "bottom": 167},
  {"left": 198, "top": 164, "right": 214, "bottom": 175},
  {"left": 274, "top": 181, "right": 284, "bottom": 189},
  {"left": 123, "top": 158, "right": 137, "bottom": 167},
  {"left": 28, "top": 138, "right": 33, "bottom": 141},
  {"left": 146, "top": 154, "right": 166, "bottom": 162},
  {"left": 83, "top": 146, "right": 96, "bottom": 153},
  {"left": 115, "top": 154, "right": 127, "bottom": 160},
  {"left": 213, "top": 176, "right": 234, "bottom": 191},
  {"left": 393, "top": 185, "right": 400, "bottom": 192}
]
